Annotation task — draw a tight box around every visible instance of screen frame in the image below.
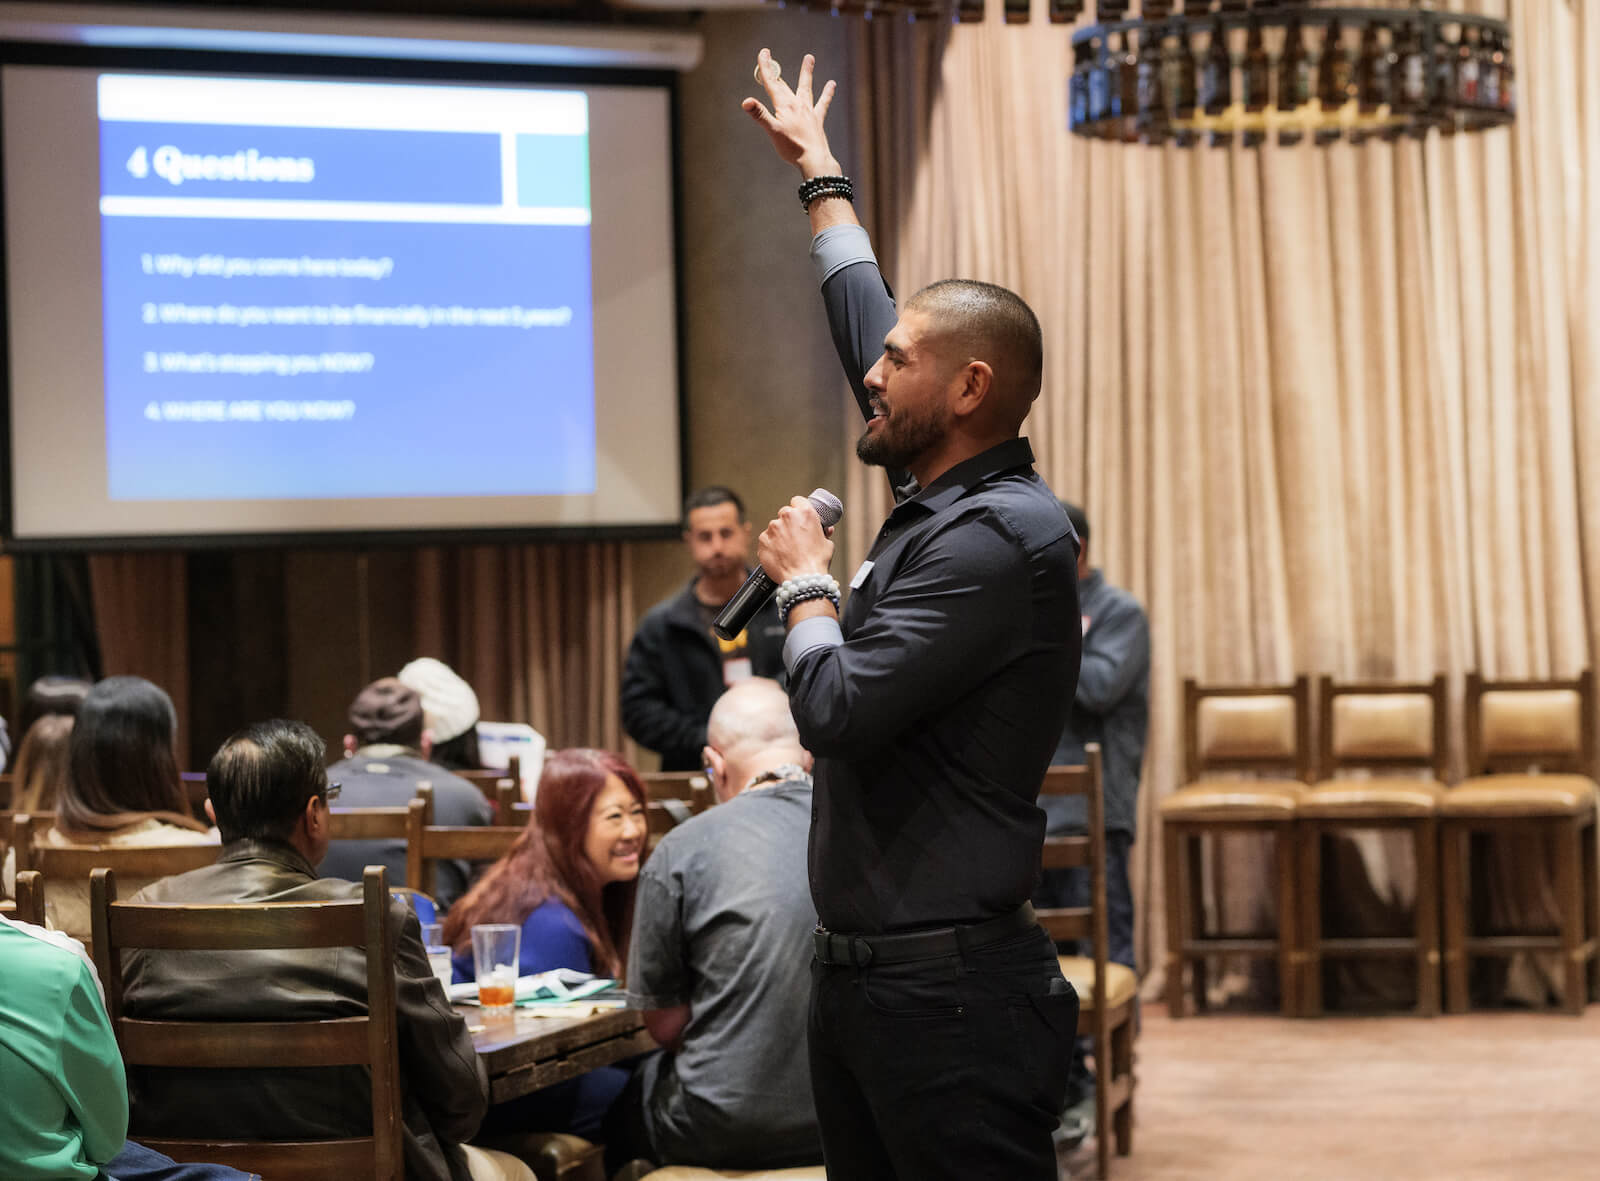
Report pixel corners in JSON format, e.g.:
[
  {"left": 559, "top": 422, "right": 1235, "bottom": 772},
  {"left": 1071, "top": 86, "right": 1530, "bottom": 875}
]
[{"left": 0, "top": 40, "right": 688, "bottom": 551}]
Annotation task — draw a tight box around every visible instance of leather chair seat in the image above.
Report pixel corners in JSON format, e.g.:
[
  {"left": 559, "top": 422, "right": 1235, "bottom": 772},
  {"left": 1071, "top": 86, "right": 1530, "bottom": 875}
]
[
  {"left": 1159, "top": 778, "right": 1304, "bottom": 822},
  {"left": 641, "top": 1169, "right": 828, "bottom": 1180},
  {"left": 1299, "top": 778, "right": 1443, "bottom": 819},
  {"left": 1440, "top": 775, "right": 1598, "bottom": 818},
  {"left": 1057, "top": 956, "right": 1139, "bottom": 1012}
]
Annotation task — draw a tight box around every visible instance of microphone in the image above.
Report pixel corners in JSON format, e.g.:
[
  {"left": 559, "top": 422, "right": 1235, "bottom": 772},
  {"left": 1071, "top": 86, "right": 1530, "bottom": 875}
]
[{"left": 713, "top": 488, "right": 844, "bottom": 642}]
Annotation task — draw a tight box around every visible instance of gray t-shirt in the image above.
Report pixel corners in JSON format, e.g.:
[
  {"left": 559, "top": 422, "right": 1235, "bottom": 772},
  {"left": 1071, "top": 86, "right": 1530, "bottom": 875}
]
[{"left": 626, "top": 778, "right": 821, "bottom": 1169}]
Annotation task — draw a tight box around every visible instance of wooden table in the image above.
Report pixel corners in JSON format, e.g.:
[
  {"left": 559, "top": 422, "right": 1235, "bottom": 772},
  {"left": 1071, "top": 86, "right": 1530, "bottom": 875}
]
[{"left": 466, "top": 1004, "right": 655, "bottom": 1103}]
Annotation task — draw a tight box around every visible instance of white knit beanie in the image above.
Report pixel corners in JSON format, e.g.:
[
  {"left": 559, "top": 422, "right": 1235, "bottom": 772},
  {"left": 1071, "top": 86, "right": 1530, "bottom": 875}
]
[{"left": 397, "top": 657, "right": 481, "bottom": 744}]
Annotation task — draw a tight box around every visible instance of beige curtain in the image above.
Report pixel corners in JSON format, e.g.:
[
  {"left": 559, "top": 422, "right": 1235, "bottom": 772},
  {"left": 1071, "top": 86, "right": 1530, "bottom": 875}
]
[
  {"left": 413, "top": 542, "right": 637, "bottom": 754},
  {"left": 849, "top": 0, "right": 1597, "bottom": 998}
]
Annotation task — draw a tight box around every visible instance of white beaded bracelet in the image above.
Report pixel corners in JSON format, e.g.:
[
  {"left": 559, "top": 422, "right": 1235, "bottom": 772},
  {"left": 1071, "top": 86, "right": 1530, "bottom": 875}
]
[{"left": 775, "top": 573, "right": 841, "bottom": 624}]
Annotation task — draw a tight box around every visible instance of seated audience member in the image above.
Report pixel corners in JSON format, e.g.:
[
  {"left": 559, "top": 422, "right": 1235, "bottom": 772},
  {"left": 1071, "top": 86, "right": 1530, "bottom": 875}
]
[
  {"left": 442, "top": 747, "right": 648, "bottom": 1141},
  {"left": 322, "top": 677, "right": 493, "bottom": 912},
  {"left": 604, "top": 679, "right": 821, "bottom": 1171},
  {"left": 122, "top": 719, "right": 533, "bottom": 1181},
  {"left": 15, "top": 674, "right": 92, "bottom": 745},
  {"left": 399, "top": 656, "right": 486, "bottom": 772},
  {"left": 4, "top": 676, "right": 216, "bottom": 943},
  {"left": 0, "top": 912, "right": 251, "bottom": 1181},
  {"left": 12, "top": 711, "right": 74, "bottom": 814},
  {"left": 442, "top": 748, "right": 647, "bottom": 983}
]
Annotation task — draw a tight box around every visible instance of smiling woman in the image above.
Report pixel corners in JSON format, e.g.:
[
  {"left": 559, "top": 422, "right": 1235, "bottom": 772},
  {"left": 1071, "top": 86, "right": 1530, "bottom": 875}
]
[{"left": 441, "top": 747, "right": 648, "bottom": 982}]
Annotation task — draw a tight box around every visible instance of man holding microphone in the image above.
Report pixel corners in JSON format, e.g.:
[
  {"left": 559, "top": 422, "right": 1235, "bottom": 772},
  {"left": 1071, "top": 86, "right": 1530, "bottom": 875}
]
[{"left": 745, "top": 50, "right": 1083, "bottom": 1181}]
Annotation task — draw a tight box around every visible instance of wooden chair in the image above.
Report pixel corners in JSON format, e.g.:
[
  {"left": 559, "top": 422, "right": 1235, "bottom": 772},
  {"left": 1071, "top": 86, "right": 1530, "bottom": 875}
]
[
  {"left": 90, "top": 865, "right": 403, "bottom": 1180},
  {"left": 328, "top": 784, "right": 434, "bottom": 842},
  {"left": 405, "top": 799, "right": 522, "bottom": 896},
  {"left": 641, "top": 772, "right": 713, "bottom": 815},
  {"left": 1036, "top": 746, "right": 1134, "bottom": 1178},
  {"left": 0, "top": 771, "right": 13, "bottom": 809},
  {"left": 0, "top": 868, "right": 45, "bottom": 925},
  {"left": 1297, "top": 675, "right": 1447, "bottom": 1016},
  {"left": 1440, "top": 670, "right": 1600, "bottom": 1013},
  {"left": 1160, "top": 676, "right": 1312, "bottom": 1017}
]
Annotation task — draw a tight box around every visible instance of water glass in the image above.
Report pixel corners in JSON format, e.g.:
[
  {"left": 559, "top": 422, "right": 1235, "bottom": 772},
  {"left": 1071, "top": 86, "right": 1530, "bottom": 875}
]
[
  {"left": 471, "top": 924, "right": 520, "bottom": 1017},
  {"left": 420, "top": 922, "right": 453, "bottom": 994}
]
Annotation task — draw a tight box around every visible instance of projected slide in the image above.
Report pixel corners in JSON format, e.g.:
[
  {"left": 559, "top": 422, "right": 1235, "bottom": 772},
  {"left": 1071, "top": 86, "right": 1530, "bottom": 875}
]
[{"left": 97, "top": 75, "right": 596, "bottom": 501}]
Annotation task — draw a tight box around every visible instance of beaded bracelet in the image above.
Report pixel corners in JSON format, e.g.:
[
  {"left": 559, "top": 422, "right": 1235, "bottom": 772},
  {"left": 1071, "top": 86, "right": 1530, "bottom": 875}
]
[
  {"left": 799, "top": 174, "right": 854, "bottom": 212},
  {"left": 775, "top": 573, "right": 842, "bottom": 625}
]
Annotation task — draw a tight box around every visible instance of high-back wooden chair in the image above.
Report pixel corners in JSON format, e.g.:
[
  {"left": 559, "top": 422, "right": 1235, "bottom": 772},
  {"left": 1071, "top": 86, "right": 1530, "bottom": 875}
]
[
  {"left": 1159, "top": 676, "right": 1312, "bottom": 1016},
  {"left": 1440, "top": 670, "right": 1599, "bottom": 1013},
  {"left": 328, "top": 784, "right": 434, "bottom": 843},
  {"left": 0, "top": 869, "right": 45, "bottom": 925},
  {"left": 91, "top": 865, "right": 403, "bottom": 1180},
  {"left": 1297, "top": 675, "right": 1448, "bottom": 1016},
  {"left": 404, "top": 799, "right": 522, "bottom": 896},
  {"left": 1036, "top": 746, "right": 1134, "bottom": 1178}
]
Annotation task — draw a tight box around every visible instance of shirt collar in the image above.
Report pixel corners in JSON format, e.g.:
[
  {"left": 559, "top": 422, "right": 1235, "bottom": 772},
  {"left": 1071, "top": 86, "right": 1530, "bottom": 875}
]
[
  {"left": 892, "top": 437, "right": 1037, "bottom": 521},
  {"left": 355, "top": 743, "right": 418, "bottom": 760},
  {"left": 743, "top": 763, "right": 813, "bottom": 793}
]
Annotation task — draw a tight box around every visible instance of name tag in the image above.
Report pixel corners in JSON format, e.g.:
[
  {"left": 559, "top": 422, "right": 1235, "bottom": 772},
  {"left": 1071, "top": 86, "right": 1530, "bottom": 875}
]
[
  {"left": 723, "top": 657, "right": 753, "bottom": 686},
  {"left": 850, "top": 560, "right": 875, "bottom": 590}
]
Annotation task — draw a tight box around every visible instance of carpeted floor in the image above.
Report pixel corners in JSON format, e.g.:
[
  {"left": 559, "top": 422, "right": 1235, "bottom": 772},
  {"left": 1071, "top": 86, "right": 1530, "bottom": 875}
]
[{"left": 1060, "top": 1004, "right": 1600, "bottom": 1180}]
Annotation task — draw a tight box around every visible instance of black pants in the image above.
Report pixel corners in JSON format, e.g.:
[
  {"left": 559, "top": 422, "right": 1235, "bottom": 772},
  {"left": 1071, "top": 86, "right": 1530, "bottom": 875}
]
[{"left": 808, "top": 923, "right": 1079, "bottom": 1181}]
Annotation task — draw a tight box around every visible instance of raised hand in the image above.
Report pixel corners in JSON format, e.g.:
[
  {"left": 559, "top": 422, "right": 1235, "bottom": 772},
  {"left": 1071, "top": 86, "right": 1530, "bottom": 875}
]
[{"left": 742, "top": 49, "right": 840, "bottom": 179}]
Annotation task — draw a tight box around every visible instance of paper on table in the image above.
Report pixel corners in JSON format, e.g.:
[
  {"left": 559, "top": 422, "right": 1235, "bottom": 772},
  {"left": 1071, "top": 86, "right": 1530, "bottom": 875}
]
[{"left": 450, "top": 967, "right": 617, "bottom": 1007}]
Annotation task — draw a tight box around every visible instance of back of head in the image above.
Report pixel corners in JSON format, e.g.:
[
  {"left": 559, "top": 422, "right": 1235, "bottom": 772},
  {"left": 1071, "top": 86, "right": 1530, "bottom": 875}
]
[
  {"left": 396, "top": 658, "right": 480, "bottom": 764},
  {"left": 16, "top": 675, "right": 91, "bottom": 743},
  {"left": 347, "top": 677, "right": 424, "bottom": 749},
  {"left": 207, "top": 719, "right": 328, "bottom": 845},
  {"left": 60, "top": 676, "right": 191, "bottom": 836},
  {"left": 12, "top": 712, "right": 74, "bottom": 813},
  {"left": 904, "top": 279, "right": 1044, "bottom": 429},
  {"left": 1059, "top": 501, "right": 1089, "bottom": 551},
  {"left": 707, "top": 678, "right": 804, "bottom": 766}
]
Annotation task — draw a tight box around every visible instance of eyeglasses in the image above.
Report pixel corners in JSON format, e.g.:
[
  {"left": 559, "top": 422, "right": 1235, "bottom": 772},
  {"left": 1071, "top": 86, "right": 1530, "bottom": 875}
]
[{"left": 324, "top": 781, "right": 342, "bottom": 805}]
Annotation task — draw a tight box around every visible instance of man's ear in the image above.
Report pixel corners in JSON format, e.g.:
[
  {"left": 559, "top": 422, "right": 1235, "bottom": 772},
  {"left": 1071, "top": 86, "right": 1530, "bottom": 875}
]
[
  {"left": 951, "top": 360, "right": 994, "bottom": 419},
  {"left": 800, "top": 751, "right": 815, "bottom": 774},
  {"left": 302, "top": 792, "right": 324, "bottom": 839},
  {"left": 203, "top": 798, "right": 217, "bottom": 826},
  {"left": 702, "top": 745, "right": 730, "bottom": 800},
  {"left": 420, "top": 729, "right": 434, "bottom": 759},
  {"left": 342, "top": 733, "right": 357, "bottom": 757}
]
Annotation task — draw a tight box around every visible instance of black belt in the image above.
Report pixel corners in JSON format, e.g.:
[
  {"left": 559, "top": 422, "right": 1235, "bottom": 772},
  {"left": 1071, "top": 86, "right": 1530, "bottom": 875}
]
[{"left": 812, "top": 904, "right": 1038, "bottom": 967}]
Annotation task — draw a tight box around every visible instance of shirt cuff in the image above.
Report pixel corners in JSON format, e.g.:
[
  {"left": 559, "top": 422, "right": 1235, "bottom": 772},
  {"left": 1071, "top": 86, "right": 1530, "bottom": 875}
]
[
  {"left": 811, "top": 224, "right": 878, "bottom": 286},
  {"left": 784, "top": 614, "right": 844, "bottom": 675}
]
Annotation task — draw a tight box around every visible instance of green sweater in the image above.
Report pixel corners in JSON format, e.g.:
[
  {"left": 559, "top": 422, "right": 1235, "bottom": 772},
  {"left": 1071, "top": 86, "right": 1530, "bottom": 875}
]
[{"left": 0, "top": 921, "right": 128, "bottom": 1178}]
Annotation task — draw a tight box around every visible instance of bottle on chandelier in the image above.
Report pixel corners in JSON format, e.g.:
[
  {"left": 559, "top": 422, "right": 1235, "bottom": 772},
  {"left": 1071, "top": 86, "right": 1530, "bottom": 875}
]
[
  {"left": 1136, "top": 27, "right": 1169, "bottom": 144},
  {"left": 1088, "top": 38, "right": 1111, "bottom": 126},
  {"left": 1167, "top": 18, "right": 1198, "bottom": 145},
  {"left": 1277, "top": 14, "right": 1311, "bottom": 145},
  {"left": 1355, "top": 20, "right": 1390, "bottom": 116},
  {"left": 1112, "top": 30, "right": 1140, "bottom": 141},
  {"left": 1456, "top": 25, "right": 1480, "bottom": 108},
  {"left": 1200, "top": 10, "right": 1232, "bottom": 117},
  {"left": 1430, "top": 23, "right": 1458, "bottom": 132},
  {"left": 1069, "top": 39, "right": 1092, "bottom": 131}
]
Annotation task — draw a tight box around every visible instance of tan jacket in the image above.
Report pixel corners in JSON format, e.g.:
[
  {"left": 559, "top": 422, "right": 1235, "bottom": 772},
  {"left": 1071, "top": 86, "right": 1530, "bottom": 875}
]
[{"left": 122, "top": 840, "right": 488, "bottom": 1181}]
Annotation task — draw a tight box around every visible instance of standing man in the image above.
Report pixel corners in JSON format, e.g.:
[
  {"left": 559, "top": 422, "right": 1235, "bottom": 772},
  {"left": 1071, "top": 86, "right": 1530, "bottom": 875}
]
[
  {"left": 622, "top": 486, "right": 786, "bottom": 771},
  {"left": 1038, "top": 501, "right": 1149, "bottom": 972},
  {"left": 745, "top": 51, "right": 1083, "bottom": 1181}
]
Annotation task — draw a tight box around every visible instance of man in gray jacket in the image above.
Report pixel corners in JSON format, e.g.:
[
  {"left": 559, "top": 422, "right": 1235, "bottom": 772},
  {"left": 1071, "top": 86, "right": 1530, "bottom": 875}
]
[{"left": 122, "top": 719, "right": 528, "bottom": 1181}]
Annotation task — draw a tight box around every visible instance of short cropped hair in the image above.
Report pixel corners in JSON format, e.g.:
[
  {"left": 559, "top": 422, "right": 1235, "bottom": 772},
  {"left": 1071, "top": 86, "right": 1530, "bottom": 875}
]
[
  {"left": 207, "top": 719, "right": 329, "bottom": 845},
  {"left": 682, "top": 485, "right": 746, "bottom": 528},
  {"left": 904, "top": 279, "right": 1044, "bottom": 409},
  {"left": 1060, "top": 501, "right": 1090, "bottom": 546}
]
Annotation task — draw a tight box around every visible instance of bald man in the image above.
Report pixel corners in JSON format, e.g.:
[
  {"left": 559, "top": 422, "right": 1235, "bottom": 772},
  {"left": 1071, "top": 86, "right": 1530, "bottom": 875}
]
[
  {"left": 746, "top": 51, "right": 1082, "bottom": 1181},
  {"left": 606, "top": 679, "right": 821, "bottom": 1172}
]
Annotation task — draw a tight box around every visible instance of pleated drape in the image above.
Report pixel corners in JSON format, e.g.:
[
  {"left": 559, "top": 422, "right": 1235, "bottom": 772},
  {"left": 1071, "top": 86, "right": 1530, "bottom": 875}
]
[{"left": 847, "top": 0, "right": 1599, "bottom": 997}]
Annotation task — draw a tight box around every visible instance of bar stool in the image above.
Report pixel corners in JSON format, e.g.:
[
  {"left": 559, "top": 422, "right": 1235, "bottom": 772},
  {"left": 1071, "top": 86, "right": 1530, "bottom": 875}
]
[
  {"left": 1160, "top": 676, "right": 1311, "bottom": 1017},
  {"left": 1297, "top": 675, "right": 1446, "bottom": 1016}
]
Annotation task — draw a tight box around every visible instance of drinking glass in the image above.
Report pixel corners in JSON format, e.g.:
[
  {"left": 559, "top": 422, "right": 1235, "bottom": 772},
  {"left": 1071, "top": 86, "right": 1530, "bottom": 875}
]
[
  {"left": 471, "top": 924, "right": 520, "bottom": 1017},
  {"left": 420, "top": 922, "right": 453, "bottom": 994}
]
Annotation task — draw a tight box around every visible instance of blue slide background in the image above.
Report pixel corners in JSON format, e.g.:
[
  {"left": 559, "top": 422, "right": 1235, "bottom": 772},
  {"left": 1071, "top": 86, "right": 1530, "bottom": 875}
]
[{"left": 102, "top": 215, "right": 596, "bottom": 500}]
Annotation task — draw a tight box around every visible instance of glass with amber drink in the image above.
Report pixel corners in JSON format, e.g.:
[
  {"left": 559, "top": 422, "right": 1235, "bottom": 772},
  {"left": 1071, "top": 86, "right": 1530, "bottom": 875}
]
[{"left": 471, "top": 924, "right": 520, "bottom": 1017}]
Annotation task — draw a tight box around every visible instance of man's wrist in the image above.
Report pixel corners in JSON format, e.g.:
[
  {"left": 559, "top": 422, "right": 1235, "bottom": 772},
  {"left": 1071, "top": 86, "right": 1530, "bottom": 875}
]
[{"left": 798, "top": 153, "right": 842, "bottom": 181}]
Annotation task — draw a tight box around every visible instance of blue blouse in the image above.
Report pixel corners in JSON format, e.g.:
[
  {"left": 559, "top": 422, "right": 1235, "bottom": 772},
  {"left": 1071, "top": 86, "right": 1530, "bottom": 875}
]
[{"left": 451, "top": 895, "right": 594, "bottom": 984}]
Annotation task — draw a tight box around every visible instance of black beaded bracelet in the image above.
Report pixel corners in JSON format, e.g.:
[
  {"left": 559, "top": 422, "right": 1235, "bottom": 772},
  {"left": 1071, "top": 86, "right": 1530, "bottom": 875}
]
[
  {"left": 778, "top": 584, "right": 841, "bottom": 626},
  {"left": 799, "top": 174, "right": 854, "bottom": 212}
]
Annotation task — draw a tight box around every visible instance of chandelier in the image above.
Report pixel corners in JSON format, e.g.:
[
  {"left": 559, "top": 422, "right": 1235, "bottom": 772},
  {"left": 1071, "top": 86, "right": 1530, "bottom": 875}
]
[{"left": 1068, "top": 3, "right": 1515, "bottom": 146}]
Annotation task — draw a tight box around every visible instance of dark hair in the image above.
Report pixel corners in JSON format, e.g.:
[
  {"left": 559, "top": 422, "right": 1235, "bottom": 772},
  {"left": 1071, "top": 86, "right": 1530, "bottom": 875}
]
[
  {"left": 16, "top": 675, "right": 91, "bottom": 743},
  {"left": 905, "top": 279, "right": 1044, "bottom": 412},
  {"left": 207, "top": 719, "right": 330, "bottom": 845},
  {"left": 429, "top": 728, "right": 481, "bottom": 772},
  {"left": 57, "top": 676, "right": 205, "bottom": 839},
  {"left": 682, "top": 485, "right": 745, "bottom": 528},
  {"left": 12, "top": 713, "right": 74, "bottom": 814},
  {"left": 442, "top": 748, "right": 646, "bottom": 979},
  {"left": 1060, "top": 501, "right": 1090, "bottom": 547}
]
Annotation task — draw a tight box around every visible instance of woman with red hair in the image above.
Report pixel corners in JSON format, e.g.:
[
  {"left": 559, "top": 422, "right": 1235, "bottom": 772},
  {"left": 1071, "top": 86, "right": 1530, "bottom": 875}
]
[{"left": 443, "top": 748, "right": 648, "bottom": 982}]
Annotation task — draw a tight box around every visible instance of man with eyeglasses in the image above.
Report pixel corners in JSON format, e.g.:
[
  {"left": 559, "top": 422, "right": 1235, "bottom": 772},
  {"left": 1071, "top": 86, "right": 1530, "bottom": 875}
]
[{"left": 120, "top": 718, "right": 535, "bottom": 1181}]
